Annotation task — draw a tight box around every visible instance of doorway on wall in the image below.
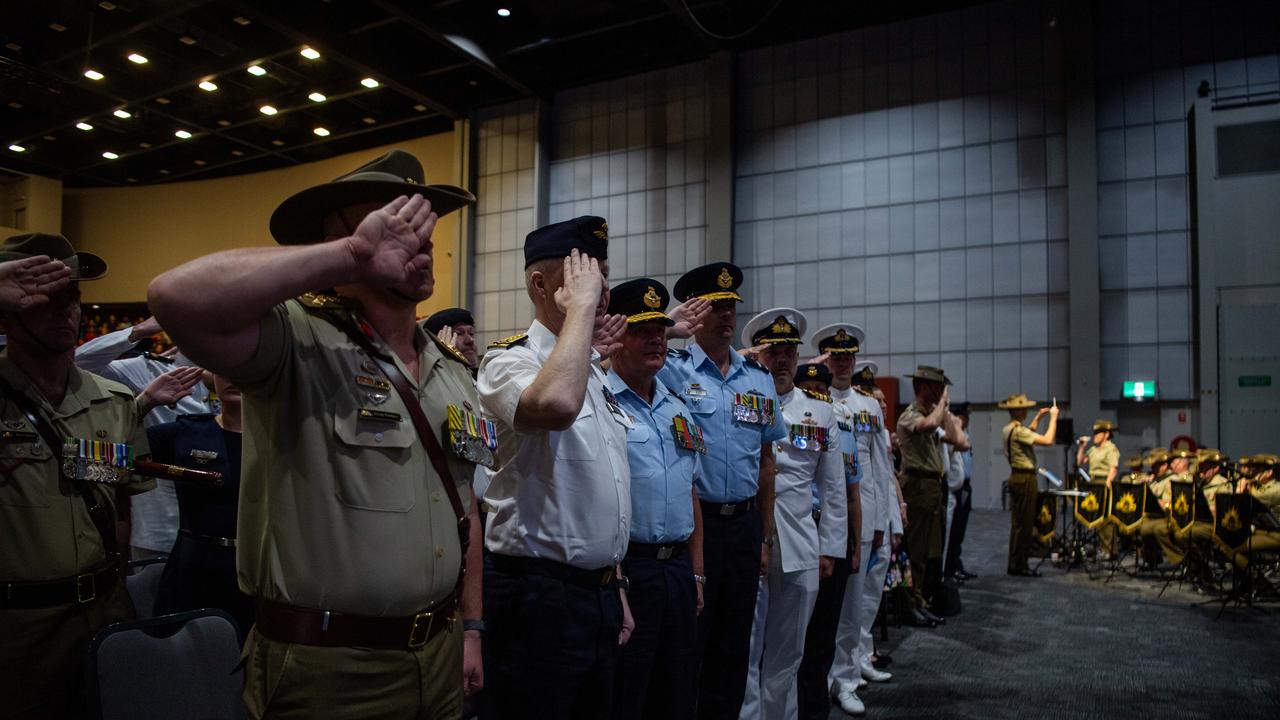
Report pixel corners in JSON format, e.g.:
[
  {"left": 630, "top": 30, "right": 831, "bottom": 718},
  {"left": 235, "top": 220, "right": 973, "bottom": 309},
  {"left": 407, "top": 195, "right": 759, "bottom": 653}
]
[{"left": 1218, "top": 285, "right": 1280, "bottom": 457}]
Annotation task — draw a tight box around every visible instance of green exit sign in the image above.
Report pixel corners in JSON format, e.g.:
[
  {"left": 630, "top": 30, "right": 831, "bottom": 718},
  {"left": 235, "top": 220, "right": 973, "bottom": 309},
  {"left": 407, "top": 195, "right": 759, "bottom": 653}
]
[
  {"left": 1239, "top": 375, "right": 1272, "bottom": 387},
  {"left": 1123, "top": 380, "right": 1157, "bottom": 399}
]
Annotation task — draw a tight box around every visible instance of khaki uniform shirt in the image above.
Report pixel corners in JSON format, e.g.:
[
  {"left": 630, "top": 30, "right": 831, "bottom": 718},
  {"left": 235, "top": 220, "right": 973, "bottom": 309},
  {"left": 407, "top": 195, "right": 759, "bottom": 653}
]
[
  {"left": 1002, "top": 421, "right": 1037, "bottom": 471},
  {"left": 1086, "top": 441, "right": 1120, "bottom": 480},
  {"left": 896, "top": 402, "right": 944, "bottom": 476},
  {"left": 0, "top": 355, "right": 150, "bottom": 582},
  {"left": 1250, "top": 478, "right": 1280, "bottom": 513},
  {"left": 1149, "top": 473, "right": 1173, "bottom": 511},
  {"left": 1202, "top": 473, "right": 1231, "bottom": 516},
  {"left": 228, "top": 298, "right": 477, "bottom": 616}
]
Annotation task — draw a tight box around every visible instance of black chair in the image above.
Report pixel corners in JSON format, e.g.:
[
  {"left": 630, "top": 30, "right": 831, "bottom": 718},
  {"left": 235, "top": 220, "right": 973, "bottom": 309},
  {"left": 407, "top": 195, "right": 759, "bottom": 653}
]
[
  {"left": 125, "top": 557, "right": 167, "bottom": 619},
  {"left": 88, "top": 609, "right": 245, "bottom": 720}
]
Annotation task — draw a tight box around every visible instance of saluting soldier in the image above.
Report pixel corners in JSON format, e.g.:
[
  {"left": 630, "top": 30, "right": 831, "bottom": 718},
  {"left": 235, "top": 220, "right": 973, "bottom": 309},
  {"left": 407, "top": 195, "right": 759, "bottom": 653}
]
[
  {"left": 423, "top": 307, "right": 479, "bottom": 370},
  {"left": 657, "top": 262, "right": 786, "bottom": 720},
  {"left": 896, "top": 366, "right": 968, "bottom": 621},
  {"left": 605, "top": 279, "right": 705, "bottom": 720},
  {"left": 997, "top": 393, "right": 1058, "bottom": 577},
  {"left": 476, "top": 217, "right": 635, "bottom": 720},
  {"left": 0, "top": 233, "right": 152, "bottom": 719},
  {"left": 149, "top": 149, "right": 484, "bottom": 718},
  {"left": 739, "top": 309, "right": 847, "bottom": 720},
  {"left": 1076, "top": 420, "right": 1120, "bottom": 559}
]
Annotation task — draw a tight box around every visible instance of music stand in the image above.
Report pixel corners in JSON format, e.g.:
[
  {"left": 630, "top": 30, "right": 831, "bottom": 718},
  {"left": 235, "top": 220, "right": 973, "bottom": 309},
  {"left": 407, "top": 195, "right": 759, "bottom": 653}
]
[
  {"left": 1104, "top": 481, "right": 1147, "bottom": 584},
  {"left": 1211, "top": 493, "right": 1279, "bottom": 616},
  {"left": 1073, "top": 481, "right": 1110, "bottom": 578},
  {"left": 1159, "top": 480, "right": 1218, "bottom": 598}
]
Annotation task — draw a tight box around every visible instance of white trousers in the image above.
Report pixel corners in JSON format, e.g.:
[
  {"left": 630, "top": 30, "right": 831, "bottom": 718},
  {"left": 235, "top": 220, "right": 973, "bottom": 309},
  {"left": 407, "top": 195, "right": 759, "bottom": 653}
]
[
  {"left": 739, "top": 546, "right": 820, "bottom": 720},
  {"left": 738, "top": 575, "right": 768, "bottom": 720},
  {"left": 857, "top": 541, "right": 892, "bottom": 660},
  {"left": 828, "top": 538, "right": 874, "bottom": 689}
]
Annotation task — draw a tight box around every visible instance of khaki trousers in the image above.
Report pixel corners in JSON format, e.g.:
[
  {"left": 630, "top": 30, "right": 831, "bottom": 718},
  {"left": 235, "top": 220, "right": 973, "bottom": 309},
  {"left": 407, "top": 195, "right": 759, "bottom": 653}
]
[
  {"left": 1007, "top": 471, "right": 1038, "bottom": 571},
  {"left": 901, "top": 472, "right": 944, "bottom": 606}
]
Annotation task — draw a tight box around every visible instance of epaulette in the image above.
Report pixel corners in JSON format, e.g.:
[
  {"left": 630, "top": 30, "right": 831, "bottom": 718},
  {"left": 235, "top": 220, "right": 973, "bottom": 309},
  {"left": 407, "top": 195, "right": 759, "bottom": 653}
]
[
  {"left": 667, "top": 348, "right": 690, "bottom": 359},
  {"left": 488, "top": 333, "right": 528, "bottom": 349},
  {"left": 854, "top": 387, "right": 875, "bottom": 397},
  {"left": 296, "top": 292, "right": 359, "bottom": 311},
  {"left": 143, "top": 351, "right": 175, "bottom": 364},
  {"left": 802, "top": 388, "right": 831, "bottom": 403},
  {"left": 745, "top": 358, "right": 768, "bottom": 373},
  {"left": 430, "top": 332, "right": 471, "bottom": 366}
]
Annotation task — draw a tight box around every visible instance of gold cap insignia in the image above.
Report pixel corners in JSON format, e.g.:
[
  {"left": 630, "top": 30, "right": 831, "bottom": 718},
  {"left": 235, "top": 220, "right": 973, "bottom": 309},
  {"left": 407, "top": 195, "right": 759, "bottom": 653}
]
[
  {"left": 643, "top": 286, "right": 661, "bottom": 309},
  {"left": 858, "top": 368, "right": 873, "bottom": 379},
  {"left": 771, "top": 318, "right": 792, "bottom": 334},
  {"left": 593, "top": 221, "right": 609, "bottom": 240},
  {"left": 405, "top": 177, "right": 418, "bottom": 184},
  {"left": 716, "top": 267, "right": 733, "bottom": 289},
  {"left": 807, "top": 366, "right": 818, "bottom": 377},
  {"left": 836, "top": 329, "right": 848, "bottom": 341}
]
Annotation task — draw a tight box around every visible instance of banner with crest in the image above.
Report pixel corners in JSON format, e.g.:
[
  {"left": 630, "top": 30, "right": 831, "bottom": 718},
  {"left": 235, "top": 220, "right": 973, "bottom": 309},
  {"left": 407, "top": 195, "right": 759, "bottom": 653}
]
[
  {"left": 1212, "top": 492, "right": 1253, "bottom": 553},
  {"left": 1109, "top": 482, "right": 1145, "bottom": 533},
  {"left": 1170, "top": 480, "right": 1197, "bottom": 534},
  {"left": 1073, "top": 482, "right": 1109, "bottom": 530},
  {"left": 1034, "top": 492, "right": 1056, "bottom": 543}
]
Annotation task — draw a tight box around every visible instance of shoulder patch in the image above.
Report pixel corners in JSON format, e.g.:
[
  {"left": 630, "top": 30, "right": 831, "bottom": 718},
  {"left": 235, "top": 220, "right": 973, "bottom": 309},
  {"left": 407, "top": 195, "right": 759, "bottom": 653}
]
[
  {"left": 430, "top": 333, "right": 471, "bottom": 366},
  {"left": 488, "top": 333, "right": 529, "bottom": 349},
  {"left": 802, "top": 388, "right": 832, "bottom": 403},
  {"left": 745, "top": 358, "right": 768, "bottom": 373},
  {"left": 666, "top": 348, "right": 691, "bottom": 359}
]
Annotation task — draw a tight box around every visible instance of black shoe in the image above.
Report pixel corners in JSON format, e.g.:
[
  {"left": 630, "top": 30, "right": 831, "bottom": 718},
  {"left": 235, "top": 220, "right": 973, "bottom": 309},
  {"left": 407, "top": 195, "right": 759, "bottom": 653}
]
[
  {"left": 871, "top": 653, "right": 893, "bottom": 670},
  {"left": 907, "top": 608, "right": 937, "bottom": 628},
  {"left": 920, "top": 608, "right": 946, "bottom": 625},
  {"left": 955, "top": 570, "right": 978, "bottom": 581},
  {"left": 1007, "top": 568, "right": 1042, "bottom": 577}
]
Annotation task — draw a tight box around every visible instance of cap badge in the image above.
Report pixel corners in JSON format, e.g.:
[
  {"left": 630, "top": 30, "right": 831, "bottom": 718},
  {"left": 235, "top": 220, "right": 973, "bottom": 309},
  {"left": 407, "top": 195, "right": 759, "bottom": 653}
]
[
  {"left": 716, "top": 267, "right": 733, "bottom": 288},
  {"left": 807, "top": 366, "right": 818, "bottom": 377},
  {"left": 643, "top": 286, "right": 661, "bottom": 308},
  {"left": 836, "top": 329, "right": 848, "bottom": 341},
  {"left": 404, "top": 177, "right": 418, "bottom": 184},
  {"left": 771, "top": 318, "right": 792, "bottom": 334},
  {"left": 593, "top": 221, "right": 609, "bottom": 240}
]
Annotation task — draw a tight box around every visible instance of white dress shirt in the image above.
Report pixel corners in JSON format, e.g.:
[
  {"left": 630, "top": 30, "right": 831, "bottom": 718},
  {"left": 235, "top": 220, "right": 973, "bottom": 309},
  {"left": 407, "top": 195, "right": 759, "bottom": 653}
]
[
  {"left": 831, "top": 386, "right": 894, "bottom": 541},
  {"left": 477, "top": 320, "right": 631, "bottom": 570},
  {"left": 772, "top": 388, "right": 847, "bottom": 573}
]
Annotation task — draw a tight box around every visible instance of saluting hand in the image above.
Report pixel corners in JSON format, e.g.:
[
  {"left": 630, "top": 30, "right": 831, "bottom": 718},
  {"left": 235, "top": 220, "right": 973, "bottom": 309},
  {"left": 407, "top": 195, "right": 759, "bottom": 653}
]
[
  {"left": 436, "top": 325, "right": 458, "bottom": 350},
  {"left": 592, "top": 313, "right": 627, "bottom": 359},
  {"left": 0, "top": 255, "right": 72, "bottom": 312},
  {"left": 554, "top": 249, "right": 605, "bottom": 316},
  {"left": 347, "top": 194, "right": 438, "bottom": 286},
  {"left": 668, "top": 297, "right": 711, "bottom": 339},
  {"left": 137, "top": 365, "right": 205, "bottom": 416}
]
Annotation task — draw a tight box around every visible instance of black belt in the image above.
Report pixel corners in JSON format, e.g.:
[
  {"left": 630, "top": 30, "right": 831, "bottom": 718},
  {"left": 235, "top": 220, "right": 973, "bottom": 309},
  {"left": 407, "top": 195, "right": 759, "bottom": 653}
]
[
  {"left": 1010, "top": 469, "right": 1037, "bottom": 476},
  {"left": 179, "top": 528, "right": 237, "bottom": 547},
  {"left": 626, "top": 541, "right": 689, "bottom": 561},
  {"left": 489, "top": 553, "right": 617, "bottom": 588},
  {"left": 256, "top": 593, "right": 457, "bottom": 650},
  {"left": 2, "top": 561, "right": 120, "bottom": 609},
  {"left": 700, "top": 498, "right": 755, "bottom": 518}
]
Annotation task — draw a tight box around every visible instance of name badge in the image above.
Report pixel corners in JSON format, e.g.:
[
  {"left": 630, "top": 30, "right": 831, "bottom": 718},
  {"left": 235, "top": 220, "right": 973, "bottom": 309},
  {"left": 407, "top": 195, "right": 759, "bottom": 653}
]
[
  {"left": 447, "top": 405, "right": 497, "bottom": 468},
  {"left": 733, "top": 392, "right": 775, "bottom": 426},
  {"left": 684, "top": 384, "right": 708, "bottom": 398},
  {"left": 62, "top": 436, "right": 134, "bottom": 484},
  {"left": 358, "top": 408, "right": 402, "bottom": 423},
  {"left": 189, "top": 448, "right": 219, "bottom": 465},
  {"left": 671, "top": 415, "right": 707, "bottom": 454}
]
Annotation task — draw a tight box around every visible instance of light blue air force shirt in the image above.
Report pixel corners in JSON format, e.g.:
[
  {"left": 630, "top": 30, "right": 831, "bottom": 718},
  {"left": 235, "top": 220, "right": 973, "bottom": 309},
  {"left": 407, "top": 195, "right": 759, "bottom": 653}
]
[
  {"left": 657, "top": 343, "right": 787, "bottom": 504},
  {"left": 607, "top": 372, "right": 703, "bottom": 544}
]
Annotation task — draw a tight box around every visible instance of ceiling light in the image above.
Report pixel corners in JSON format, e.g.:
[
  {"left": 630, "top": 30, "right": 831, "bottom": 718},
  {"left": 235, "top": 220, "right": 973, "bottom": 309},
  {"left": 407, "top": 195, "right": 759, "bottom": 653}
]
[
  {"left": 233, "top": 16, "right": 251, "bottom": 26},
  {"left": 308, "top": 92, "right": 326, "bottom": 103},
  {"left": 300, "top": 46, "right": 320, "bottom": 60},
  {"left": 159, "top": 169, "right": 170, "bottom": 175},
  {"left": 247, "top": 64, "right": 266, "bottom": 76},
  {"left": 271, "top": 139, "right": 284, "bottom": 146},
  {"left": 84, "top": 69, "right": 104, "bottom": 80},
  {"left": 360, "top": 77, "right": 379, "bottom": 89},
  {"left": 313, "top": 127, "right": 330, "bottom": 137},
  {"left": 217, "top": 119, "right": 231, "bottom": 127},
  {"left": 127, "top": 53, "right": 148, "bottom": 64},
  {"left": 102, "top": 151, "right": 119, "bottom": 159},
  {"left": 413, "top": 104, "right": 427, "bottom": 112},
  {"left": 179, "top": 35, "right": 197, "bottom": 45},
  {"left": 113, "top": 109, "right": 131, "bottom": 119},
  {"left": 7, "top": 101, "right": 22, "bottom": 109},
  {"left": 198, "top": 80, "right": 218, "bottom": 91},
  {"left": 194, "top": 159, "right": 206, "bottom": 166},
  {"left": 231, "top": 149, "right": 243, "bottom": 156},
  {"left": 127, "top": 177, "right": 136, "bottom": 183},
  {"left": 99, "top": 2, "right": 117, "bottom": 9},
  {"left": 76, "top": 122, "right": 94, "bottom": 131},
  {"left": 43, "top": 135, "right": 55, "bottom": 141},
  {"left": 8, "top": 144, "right": 25, "bottom": 153},
  {"left": 49, "top": 23, "right": 67, "bottom": 32},
  {"left": 139, "top": 142, "right": 152, "bottom": 148},
  {"left": 174, "top": 129, "right": 192, "bottom": 139},
  {"left": 155, "top": 97, "right": 170, "bottom": 104},
  {"left": 361, "top": 117, "right": 376, "bottom": 124},
  {"left": 5, "top": 43, "right": 21, "bottom": 52},
  {"left": 259, "top": 105, "right": 278, "bottom": 115},
  {"left": 497, "top": 8, "right": 511, "bottom": 17}
]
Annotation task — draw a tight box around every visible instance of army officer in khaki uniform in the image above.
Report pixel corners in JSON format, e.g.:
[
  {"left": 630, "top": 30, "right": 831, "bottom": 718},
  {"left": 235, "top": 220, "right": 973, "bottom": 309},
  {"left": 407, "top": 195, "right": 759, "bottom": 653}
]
[
  {"left": 997, "top": 394, "right": 1058, "bottom": 577},
  {"left": 0, "top": 233, "right": 152, "bottom": 720},
  {"left": 1077, "top": 420, "right": 1120, "bottom": 558},
  {"left": 150, "top": 149, "right": 483, "bottom": 719}
]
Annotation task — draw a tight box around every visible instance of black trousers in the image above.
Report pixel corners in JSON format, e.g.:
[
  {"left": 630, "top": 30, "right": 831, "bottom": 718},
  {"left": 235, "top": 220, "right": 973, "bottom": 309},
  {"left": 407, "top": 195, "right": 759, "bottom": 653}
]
[
  {"left": 481, "top": 554, "right": 623, "bottom": 720},
  {"left": 613, "top": 549, "right": 699, "bottom": 720},
  {"left": 797, "top": 539, "right": 854, "bottom": 720},
  {"left": 945, "top": 477, "right": 973, "bottom": 576},
  {"left": 696, "top": 505, "right": 763, "bottom": 720}
]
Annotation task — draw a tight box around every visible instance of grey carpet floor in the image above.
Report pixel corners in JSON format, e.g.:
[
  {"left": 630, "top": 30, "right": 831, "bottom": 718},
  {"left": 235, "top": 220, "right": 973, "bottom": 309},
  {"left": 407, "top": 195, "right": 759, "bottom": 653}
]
[{"left": 831, "top": 509, "right": 1280, "bottom": 719}]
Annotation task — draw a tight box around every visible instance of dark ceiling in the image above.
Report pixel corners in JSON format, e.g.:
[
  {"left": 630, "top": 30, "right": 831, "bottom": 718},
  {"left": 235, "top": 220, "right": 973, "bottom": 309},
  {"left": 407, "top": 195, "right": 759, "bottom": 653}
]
[{"left": 0, "top": 0, "right": 977, "bottom": 188}]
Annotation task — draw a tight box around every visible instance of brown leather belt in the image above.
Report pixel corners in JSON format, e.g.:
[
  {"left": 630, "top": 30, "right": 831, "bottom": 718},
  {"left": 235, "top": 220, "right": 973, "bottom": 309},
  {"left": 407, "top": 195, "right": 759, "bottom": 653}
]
[
  {"left": 2, "top": 561, "right": 119, "bottom": 609},
  {"left": 255, "top": 593, "right": 458, "bottom": 650}
]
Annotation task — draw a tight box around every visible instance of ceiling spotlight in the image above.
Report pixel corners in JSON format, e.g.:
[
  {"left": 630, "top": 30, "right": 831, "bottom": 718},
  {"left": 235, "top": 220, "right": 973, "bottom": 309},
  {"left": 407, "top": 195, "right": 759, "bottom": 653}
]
[
  {"left": 259, "top": 105, "right": 278, "bottom": 115},
  {"left": 155, "top": 97, "right": 170, "bottom": 104},
  {"left": 179, "top": 35, "right": 197, "bottom": 45},
  {"left": 231, "top": 149, "right": 243, "bottom": 156},
  {"left": 233, "top": 16, "right": 251, "bottom": 26},
  {"left": 99, "top": 1, "right": 117, "bottom": 9},
  {"left": 7, "top": 101, "right": 22, "bottom": 109},
  {"left": 360, "top": 77, "right": 380, "bottom": 89},
  {"left": 127, "top": 177, "right": 136, "bottom": 183},
  {"left": 194, "top": 159, "right": 206, "bottom": 165},
  {"left": 159, "top": 169, "right": 170, "bottom": 175},
  {"left": 497, "top": 8, "right": 511, "bottom": 17},
  {"left": 127, "top": 53, "right": 148, "bottom": 64},
  {"left": 43, "top": 135, "right": 55, "bottom": 141},
  {"left": 198, "top": 80, "right": 218, "bottom": 91},
  {"left": 139, "top": 142, "right": 152, "bottom": 148},
  {"left": 8, "top": 144, "right": 25, "bottom": 153},
  {"left": 175, "top": 129, "right": 193, "bottom": 139},
  {"left": 300, "top": 46, "right": 321, "bottom": 60},
  {"left": 313, "top": 127, "right": 330, "bottom": 137},
  {"left": 84, "top": 69, "right": 104, "bottom": 80},
  {"left": 413, "top": 104, "right": 427, "bottom": 112},
  {"left": 6, "top": 43, "right": 22, "bottom": 52},
  {"left": 76, "top": 122, "right": 94, "bottom": 131},
  {"left": 217, "top": 119, "right": 231, "bottom": 127},
  {"left": 308, "top": 92, "right": 326, "bottom": 103},
  {"left": 102, "top": 151, "right": 119, "bottom": 159},
  {"left": 49, "top": 23, "right": 67, "bottom": 32},
  {"left": 247, "top": 64, "right": 266, "bottom": 76},
  {"left": 113, "top": 109, "right": 131, "bottom": 119},
  {"left": 271, "top": 139, "right": 284, "bottom": 146},
  {"left": 362, "top": 117, "right": 376, "bottom": 124}
]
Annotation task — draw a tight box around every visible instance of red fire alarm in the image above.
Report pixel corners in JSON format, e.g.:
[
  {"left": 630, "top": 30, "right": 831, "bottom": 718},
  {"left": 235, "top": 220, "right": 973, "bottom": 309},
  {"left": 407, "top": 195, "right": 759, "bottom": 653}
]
[{"left": 1178, "top": 410, "right": 1186, "bottom": 423}]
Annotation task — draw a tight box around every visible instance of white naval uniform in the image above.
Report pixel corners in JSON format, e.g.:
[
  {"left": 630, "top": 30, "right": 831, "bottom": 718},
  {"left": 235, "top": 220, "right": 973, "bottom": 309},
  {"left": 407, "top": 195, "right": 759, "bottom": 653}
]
[
  {"left": 476, "top": 320, "right": 631, "bottom": 569},
  {"left": 942, "top": 439, "right": 966, "bottom": 562},
  {"left": 741, "top": 387, "right": 846, "bottom": 720},
  {"left": 829, "top": 385, "right": 900, "bottom": 689}
]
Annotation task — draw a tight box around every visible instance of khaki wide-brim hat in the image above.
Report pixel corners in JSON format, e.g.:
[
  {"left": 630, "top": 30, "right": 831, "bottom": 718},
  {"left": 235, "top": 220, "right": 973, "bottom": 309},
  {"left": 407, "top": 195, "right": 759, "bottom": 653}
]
[
  {"left": 0, "top": 233, "right": 107, "bottom": 280},
  {"left": 997, "top": 393, "right": 1037, "bottom": 410},
  {"left": 270, "top": 149, "right": 475, "bottom": 245},
  {"left": 904, "top": 365, "right": 951, "bottom": 385},
  {"left": 1092, "top": 419, "right": 1117, "bottom": 433}
]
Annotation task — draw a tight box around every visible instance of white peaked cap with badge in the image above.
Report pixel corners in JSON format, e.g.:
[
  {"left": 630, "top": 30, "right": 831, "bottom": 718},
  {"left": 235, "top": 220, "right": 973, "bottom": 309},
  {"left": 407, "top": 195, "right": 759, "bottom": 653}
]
[
  {"left": 741, "top": 307, "right": 807, "bottom": 348},
  {"left": 810, "top": 322, "right": 865, "bottom": 356}
]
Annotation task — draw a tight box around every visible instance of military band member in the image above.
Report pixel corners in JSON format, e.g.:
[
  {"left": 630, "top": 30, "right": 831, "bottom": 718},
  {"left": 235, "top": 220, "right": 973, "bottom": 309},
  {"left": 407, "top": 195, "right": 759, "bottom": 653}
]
[
  {"left": 150, "top": 149, "right": 484, "bottom": 718},
  {"left": 477, "top": 216, "right": 634, "bottom": 720},
  {"left": 1137, "top": 449, "right": 1172, "bottom": 568},
  {"left": 0, "top": 233, "right": 152, "bottom": 719},
  {"left": 424, "top": 307, "right": 479, "bottom": 370},
  {"left": 997, "top": 394, "right": 1058, "bottom": 577},
  {"left": 658, "top": 262, "right": 785, "bottom": 720},
  {"left": 1197, "top": 448, "right": 1233, "bottom": 517},
  {"left": 896, "top": 366, "right": 968, "bottom": 618},
  {"left": 605, "top": 279, "right": 705, "bottom": 720},
  {"left": 1146, "top": 448, "right": 1198, "bottom": 566},
  {"left": 740, "top": 309, "right": 847, "bottom": 720},
  {"left": 1077, "top": 420, "right": 1120, "bottom": 558},
  {"left": 1236, "top": 454, "right": 1280, "bottom": 562}
]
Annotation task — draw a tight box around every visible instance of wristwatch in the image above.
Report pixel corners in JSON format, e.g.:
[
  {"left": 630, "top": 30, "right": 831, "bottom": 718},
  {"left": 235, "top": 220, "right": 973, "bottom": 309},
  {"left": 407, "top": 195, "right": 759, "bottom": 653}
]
[
  {"left": 617, "top": 574, "right": 631, "bottom": 593},
  {"left": 763, "top": 537, "right": 775, "bottom": 547},
  {"left": 693, "top": 574, "right": 707, "bottom": 585},
  {"left": 462, "top": 619, "right": 486, "bottom": 634}
]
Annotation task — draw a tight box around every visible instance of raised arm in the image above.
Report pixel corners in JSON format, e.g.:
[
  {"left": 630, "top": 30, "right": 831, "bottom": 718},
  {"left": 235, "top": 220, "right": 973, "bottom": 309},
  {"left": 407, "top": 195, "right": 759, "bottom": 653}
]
[
  {"left": 1030, "top": 406, "right": 1060, "bottom": 446},
  {"left": 148, "top": 194, "right": 437, "bottom": 374}
]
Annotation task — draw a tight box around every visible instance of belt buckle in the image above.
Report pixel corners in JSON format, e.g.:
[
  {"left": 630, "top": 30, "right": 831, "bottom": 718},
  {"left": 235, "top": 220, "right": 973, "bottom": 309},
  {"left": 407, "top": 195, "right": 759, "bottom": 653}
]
[
  {"left": 719, "top": 502, "right": 736, "bottom": 517},
  {"left": 76, "top": 573, "right": 96, "bottom": 604},
  {"left": 600, "top": 567, "right": 616, "bottom": 586},
  {"left": 408, "top": 610, "right": 435, "bottom": 649},
  {"left": 657, "top": 545, "right": 674, "bottom": 560}
]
